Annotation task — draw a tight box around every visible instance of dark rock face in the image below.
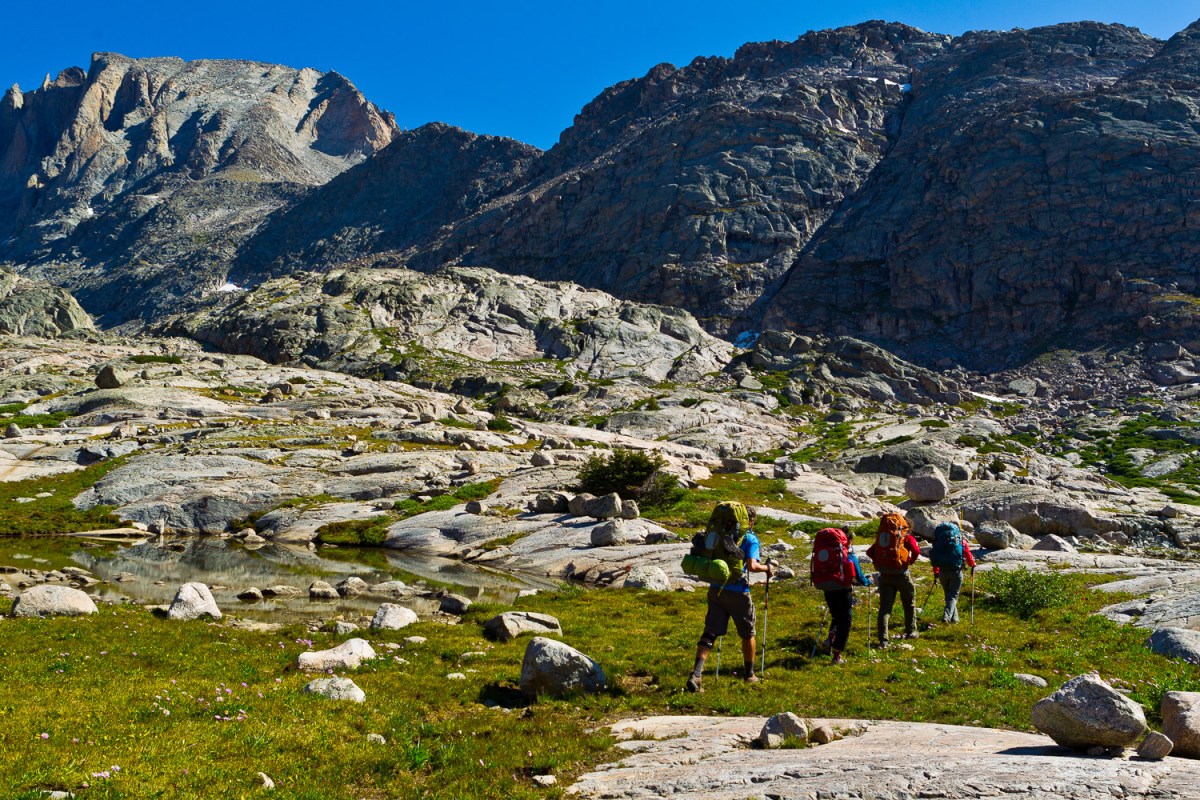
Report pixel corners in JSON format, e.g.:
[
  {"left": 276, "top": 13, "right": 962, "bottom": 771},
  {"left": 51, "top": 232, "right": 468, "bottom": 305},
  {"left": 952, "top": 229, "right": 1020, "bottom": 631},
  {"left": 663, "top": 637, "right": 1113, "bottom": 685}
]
[
  {"left": 231, "top": 123, "right": 540, "bottom": 280},
  {"left": 763, "top": 22, "right": 1198, "bottom": 367},
  {"left": 401, "top": 22, "right": 949, "bottom": 328},
  {"left": 0, "top": 53, "right": 396, "bottom": 324}
]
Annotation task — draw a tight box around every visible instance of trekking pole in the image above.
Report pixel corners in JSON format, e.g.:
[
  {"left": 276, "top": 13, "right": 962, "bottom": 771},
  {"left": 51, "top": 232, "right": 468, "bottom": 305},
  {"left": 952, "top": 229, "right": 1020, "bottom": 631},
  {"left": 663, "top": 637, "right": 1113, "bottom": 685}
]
[
  {"left": 868, "top": 585, "right": 878, "bottom": 652},
  {"left": 916, "top": 573, "right": 939, "bottom": 622},
  {"left": 970, "top": 568, "right": 975, "bottom": 624},
  {"left": 715, "top": 634, "right": 722, "bottom": 681},
  {"left": 761, "top": 559, "right": 772, "bottom": 676},
  {"left": 811, "top": 604, "right": 828, "bottom": 658}
]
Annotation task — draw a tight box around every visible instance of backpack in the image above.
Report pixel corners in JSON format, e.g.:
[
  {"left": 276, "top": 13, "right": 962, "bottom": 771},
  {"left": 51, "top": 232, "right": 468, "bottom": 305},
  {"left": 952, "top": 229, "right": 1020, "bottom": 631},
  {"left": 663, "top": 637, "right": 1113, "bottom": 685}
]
[
  {"left": 870, "top": 512, "right": 913, "bottom": 573},
  {"left": 929, "top": 522, "right": 965, "bottom": 569},
  {"left": 680, "top": 501, "right": 750, "bottom": 584},
  {"left": 811, "top": 528, "right": 852, "bottom": 591}
]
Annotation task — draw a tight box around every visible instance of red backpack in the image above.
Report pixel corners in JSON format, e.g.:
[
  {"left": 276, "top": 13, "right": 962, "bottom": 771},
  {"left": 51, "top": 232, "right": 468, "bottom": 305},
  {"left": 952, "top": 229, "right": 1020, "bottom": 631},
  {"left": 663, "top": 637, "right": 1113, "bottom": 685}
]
[
  {"left": 871, "top": 512, "right": 913, "bottom": 573},
  {"left": 811, "top": 528, "right": 852, "bottom": 590}
]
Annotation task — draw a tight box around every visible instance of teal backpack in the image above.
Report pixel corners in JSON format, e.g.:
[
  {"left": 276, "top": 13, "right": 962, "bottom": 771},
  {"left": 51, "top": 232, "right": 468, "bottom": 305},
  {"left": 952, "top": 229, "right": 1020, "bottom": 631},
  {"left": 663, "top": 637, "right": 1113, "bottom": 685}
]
[{"left": 929, "top": 522, "right": 964, "bottom": 569}]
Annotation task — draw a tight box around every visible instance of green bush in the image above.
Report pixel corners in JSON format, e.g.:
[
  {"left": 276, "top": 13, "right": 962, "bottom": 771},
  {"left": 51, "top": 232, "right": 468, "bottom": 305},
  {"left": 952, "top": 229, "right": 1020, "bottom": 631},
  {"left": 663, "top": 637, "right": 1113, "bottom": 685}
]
[
  {"left": 487, "top": 415, "right": 514, "bottom": 432},
  {"left": 578, "top": 448, "right": 668, "bottom": 500},
  {"left": 638, "top": 471, "right": 687, "bottom": 510},
  {"left": 980, "top": 566, "right": 1070, "bottom": 619}
]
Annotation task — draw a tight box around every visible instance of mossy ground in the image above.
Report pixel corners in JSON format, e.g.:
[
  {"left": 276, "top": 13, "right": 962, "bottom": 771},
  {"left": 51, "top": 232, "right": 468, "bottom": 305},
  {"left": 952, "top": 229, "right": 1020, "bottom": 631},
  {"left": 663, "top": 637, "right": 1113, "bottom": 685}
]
[
  {"left": 0, "top": 461, "right": 123, "bottom": 536},
  {"left": 2, "top": 562, "right": 1197, "bottom": 799}
]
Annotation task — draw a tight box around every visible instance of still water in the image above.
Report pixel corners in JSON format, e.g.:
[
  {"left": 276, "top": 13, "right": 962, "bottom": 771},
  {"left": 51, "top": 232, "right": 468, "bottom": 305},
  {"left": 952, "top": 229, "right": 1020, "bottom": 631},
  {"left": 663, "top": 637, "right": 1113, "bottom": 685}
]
[{"left": 0, "top": 534, "right": 556, "bottom": 621}]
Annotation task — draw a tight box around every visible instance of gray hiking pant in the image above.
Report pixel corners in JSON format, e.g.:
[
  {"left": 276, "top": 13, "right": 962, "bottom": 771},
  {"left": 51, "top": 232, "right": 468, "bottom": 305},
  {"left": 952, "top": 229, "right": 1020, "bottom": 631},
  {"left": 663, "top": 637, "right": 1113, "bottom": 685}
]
[
  {"left": 939, "top": 568, "right": 964, "bottom": 623},
  {"left": 876, "top": 571, "right": 915, "bottom": 642}
]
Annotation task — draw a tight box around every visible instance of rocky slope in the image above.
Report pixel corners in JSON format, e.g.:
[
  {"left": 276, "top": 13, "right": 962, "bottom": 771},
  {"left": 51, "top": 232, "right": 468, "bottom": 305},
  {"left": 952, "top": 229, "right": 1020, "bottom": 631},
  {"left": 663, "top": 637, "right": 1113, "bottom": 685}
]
[
  {"left": 163, "top": 265, "right": 733, "bottom": 386},
  {"left": 0, "top": 53, "right": 395, "bottom": 324}
]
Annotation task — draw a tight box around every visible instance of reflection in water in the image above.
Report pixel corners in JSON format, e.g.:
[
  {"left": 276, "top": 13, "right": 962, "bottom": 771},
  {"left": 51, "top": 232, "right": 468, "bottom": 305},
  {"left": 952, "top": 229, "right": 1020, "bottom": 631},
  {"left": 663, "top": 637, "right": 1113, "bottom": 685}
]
[{"left": 2, "top": 536, "right": 556, "bottom": 622}]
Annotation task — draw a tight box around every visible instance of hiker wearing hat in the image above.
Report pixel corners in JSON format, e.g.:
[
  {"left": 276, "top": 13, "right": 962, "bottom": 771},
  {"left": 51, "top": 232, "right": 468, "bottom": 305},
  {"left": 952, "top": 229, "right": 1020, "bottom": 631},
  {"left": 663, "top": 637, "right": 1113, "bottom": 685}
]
[
  {"left": 684, "top": 503, "right": 773, "bottom": 692},
  {"left": 928, "top": 520, "right": 975, "bottom": 623},
  {"left": 866, "top": 512, "right": 921, "bottom": 646},
  {"left": 810, "top": 525, "right": 871, "bottom": 665}
]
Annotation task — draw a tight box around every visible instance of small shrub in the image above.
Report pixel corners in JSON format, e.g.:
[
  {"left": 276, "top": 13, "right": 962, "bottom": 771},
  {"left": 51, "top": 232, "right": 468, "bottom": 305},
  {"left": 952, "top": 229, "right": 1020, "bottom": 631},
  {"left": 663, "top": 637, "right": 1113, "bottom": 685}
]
[
  {"left": 920, "top": 419, "right": 950, "bottom": 429},
  {"left": 287, "top": 376, "right": 308, "bottom": 385},
  {"left": 487, "top": 415, "right": 514, "bottom": 432},
  {"left": 990, "top": 459, "right": 1007, "bottom": 473},
  {"left": 980, "top": 566, "right": 1070, "bottom": 619},
  {"left": 452, "top": 479, "right": 501, "bottom": 502},
  {"left": 956, "top": 434, "right": 983, "bottom": 448},
  {"left": 639, "top": 471, "right": 687, "bottom": 510},
  {"left": 578, "top": 448, "right": 668, "bottom": 500}
]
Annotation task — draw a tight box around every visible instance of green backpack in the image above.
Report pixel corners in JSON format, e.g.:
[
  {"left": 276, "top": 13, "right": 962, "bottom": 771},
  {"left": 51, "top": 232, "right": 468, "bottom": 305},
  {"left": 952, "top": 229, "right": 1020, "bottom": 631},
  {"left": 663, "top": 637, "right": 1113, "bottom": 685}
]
[{"left": 681, "top": 501, "right": 750, "bottom": 584}]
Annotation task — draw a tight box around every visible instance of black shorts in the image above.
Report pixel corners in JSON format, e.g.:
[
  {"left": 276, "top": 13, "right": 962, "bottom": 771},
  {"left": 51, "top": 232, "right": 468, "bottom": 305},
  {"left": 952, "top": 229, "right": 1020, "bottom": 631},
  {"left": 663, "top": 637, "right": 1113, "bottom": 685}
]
[{"left": 703, "top": 586, "right": 756, "bottom": 640}]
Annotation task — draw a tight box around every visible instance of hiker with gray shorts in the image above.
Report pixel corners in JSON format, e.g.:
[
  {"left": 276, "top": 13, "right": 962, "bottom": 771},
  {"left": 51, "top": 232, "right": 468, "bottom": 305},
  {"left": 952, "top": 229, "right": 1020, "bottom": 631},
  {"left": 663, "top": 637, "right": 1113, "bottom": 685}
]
[{"left": 685, "top": 506, "right": 773, "bottom": 692}]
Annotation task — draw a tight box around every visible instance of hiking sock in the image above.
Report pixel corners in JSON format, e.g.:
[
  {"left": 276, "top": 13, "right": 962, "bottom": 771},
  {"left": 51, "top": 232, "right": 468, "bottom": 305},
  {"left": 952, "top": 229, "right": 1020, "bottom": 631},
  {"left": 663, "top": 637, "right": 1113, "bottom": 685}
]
[
  {"left": 691, "top": 657, "right": 705, "bottom": 679},
  {"left": 743, "top": 660, "right": 755, "bottom": 678}
]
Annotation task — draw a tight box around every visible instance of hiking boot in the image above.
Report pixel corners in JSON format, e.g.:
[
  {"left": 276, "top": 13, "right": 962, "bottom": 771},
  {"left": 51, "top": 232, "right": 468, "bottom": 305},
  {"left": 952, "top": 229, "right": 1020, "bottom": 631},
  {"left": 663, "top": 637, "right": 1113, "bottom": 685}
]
[
  {"left": 831, "top": 653, "right": 846, "bottom": 666},
  {"left": 744, "top": 673, "right": 759, "bottom": 684},
  {"left": 877, "top": 638, "right": 889, "bottom": 649},
  {"left": 685, "top": 675, "right": 703, "bottom": 693},
  {"left": 903, "top": 631, "right": 919, "bottom": 640}
]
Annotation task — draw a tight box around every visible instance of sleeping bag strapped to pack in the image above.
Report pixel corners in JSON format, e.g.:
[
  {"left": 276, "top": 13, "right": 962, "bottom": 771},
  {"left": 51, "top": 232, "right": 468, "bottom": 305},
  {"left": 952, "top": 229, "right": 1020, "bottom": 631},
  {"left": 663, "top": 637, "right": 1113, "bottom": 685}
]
[
  {"left": 929, "top": 521, "right": 965, "bottom": 569},
  {"left": 871, "top": 512, "right": 913, "bottom": 573},
  {"left": 811, "top": 527, "right": 852, "bottom": 591},
  {"left": 680, "top": 501, "right": 750, "bottom": 584}
]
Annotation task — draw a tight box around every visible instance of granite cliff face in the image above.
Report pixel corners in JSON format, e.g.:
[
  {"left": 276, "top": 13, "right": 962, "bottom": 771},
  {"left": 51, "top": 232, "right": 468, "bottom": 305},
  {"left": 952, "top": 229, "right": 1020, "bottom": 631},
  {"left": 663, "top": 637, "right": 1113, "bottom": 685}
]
[
  {"left": 0, "top": 53, "right": 395, "bottom": 324},
  {"left": 763, "top": 22, "right": 1200, "bottom": 366}
]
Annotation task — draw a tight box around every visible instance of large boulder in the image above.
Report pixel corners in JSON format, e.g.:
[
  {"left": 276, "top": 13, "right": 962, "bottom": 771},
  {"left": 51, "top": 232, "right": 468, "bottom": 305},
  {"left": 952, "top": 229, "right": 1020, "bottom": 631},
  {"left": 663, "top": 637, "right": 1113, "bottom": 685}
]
[
  {"left": 591, "top": 519, "right": 627, "bottom": 547},
  {"left": 905, "top": 465, "right": 949, "bottom": 503},
  {"left": 1032, "top": 534, "right": 1077, "bottom": 553},
  {"left": 759, "top": 713, "right": 809, "bottom": 748},
  {"left": 483, "top": 612, "right": 563, "bottom": 643},
  {"left": 519, "top": 637, "right": 606, "bottom": 698},
  {"left": 167, "top": 582, "right": 222, "bottom": 621},
  {"left": 1031, "top": 674, "right": 1147, "bottom": 749},
  {"left": 1163, "top": 692, "right": 1200, "bottom": 758},
  {"left": 308, "top": 581, "right": 340, "bottom": 599},
  {"left": 584, "top": 493, "right": 624, "bottom": 520},
  {"left": 94, "top": 365, "right": 129, "bottom": 390},
  {"left": 1146, "top": 628, "right": 1200, "bottom": 664},
  {"left": 297, "top": 638, "right": 376, "bottom": 672},
  {"left": 623, "top": 565, "right": 672, "bottom": 591},
  {"left": 370, "top": 603, "right": 419, "bottom": 631},
  {"left": 11, "top": 585, "right": 98, "bottom": 618},
  {"left": 975, "top": 520, "right": 1035, "bottom": 550},
  {"left": 303, "top": 677, "right": 365, "bottom": 703}
]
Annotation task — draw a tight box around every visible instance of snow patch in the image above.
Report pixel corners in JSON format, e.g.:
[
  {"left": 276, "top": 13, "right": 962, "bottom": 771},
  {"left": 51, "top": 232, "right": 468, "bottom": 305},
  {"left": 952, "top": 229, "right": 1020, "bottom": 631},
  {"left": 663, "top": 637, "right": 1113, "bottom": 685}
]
[
  {"left": 216, "top": 282, "right": 243, "bottom": 293},
  {"left": 733, "top": 331, "right": 761, "bottom": 349}
]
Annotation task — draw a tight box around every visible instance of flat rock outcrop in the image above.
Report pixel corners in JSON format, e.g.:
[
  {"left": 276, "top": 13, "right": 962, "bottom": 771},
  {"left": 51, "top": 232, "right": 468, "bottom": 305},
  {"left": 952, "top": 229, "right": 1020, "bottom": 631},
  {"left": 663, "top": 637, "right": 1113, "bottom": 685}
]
[{"left": 569, "top": 715, "right": 1200, "bottom": 799}]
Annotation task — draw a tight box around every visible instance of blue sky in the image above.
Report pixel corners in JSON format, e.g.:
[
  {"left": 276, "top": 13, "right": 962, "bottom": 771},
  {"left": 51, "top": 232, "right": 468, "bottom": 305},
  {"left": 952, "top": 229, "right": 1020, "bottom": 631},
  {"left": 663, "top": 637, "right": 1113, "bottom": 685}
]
[{"left": 2, "top": 1, "right": 1196, "bottom": 150}]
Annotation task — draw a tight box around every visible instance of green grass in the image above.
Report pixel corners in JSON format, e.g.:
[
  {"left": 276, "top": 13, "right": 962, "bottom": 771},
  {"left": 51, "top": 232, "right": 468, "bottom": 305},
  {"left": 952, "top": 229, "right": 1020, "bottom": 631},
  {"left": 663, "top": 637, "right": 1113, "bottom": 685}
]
[
  {"left": 129, "top": 355, "right": 183, "bottom": 365},
  {"left": 5, "top": 411, "right": 71, "bottom": 430},
  {"left": 1076, "top": 415, "right": 1200, "bottom": 504},
  {"left": 315, "top": 516, "right": 392, "bottom": 547},
  {"left": 0, "top": 564, "right": 1195, "bottom": 798},
  {"left": 792, "top": 421, "right": 853, "bottom": 463},
  {"left": 0, "top": 461, "right": 125, "bottom": 535},
  {"left": 641, "top": 473, "right": 822, "bottom": 533}
]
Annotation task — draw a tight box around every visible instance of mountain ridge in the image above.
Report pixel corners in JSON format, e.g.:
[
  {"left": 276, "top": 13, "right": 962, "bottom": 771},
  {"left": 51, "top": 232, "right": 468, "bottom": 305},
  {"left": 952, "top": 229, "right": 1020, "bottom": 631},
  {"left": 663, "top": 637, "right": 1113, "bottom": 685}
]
[{"left": 2, "top": 19, "right": 1199, "bottom": 370}]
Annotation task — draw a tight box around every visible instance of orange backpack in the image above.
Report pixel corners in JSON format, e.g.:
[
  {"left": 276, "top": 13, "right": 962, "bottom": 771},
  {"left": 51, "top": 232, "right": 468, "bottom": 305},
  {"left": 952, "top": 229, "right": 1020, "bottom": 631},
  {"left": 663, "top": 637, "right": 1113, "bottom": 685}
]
[{"left": 871, "top": 513, "right": 913, "bottom": 573}]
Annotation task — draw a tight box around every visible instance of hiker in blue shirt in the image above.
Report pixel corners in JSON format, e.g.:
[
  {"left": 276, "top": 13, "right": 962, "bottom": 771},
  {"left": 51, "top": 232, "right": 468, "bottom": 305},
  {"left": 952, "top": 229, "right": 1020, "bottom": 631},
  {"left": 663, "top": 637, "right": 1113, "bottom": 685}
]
[{"left": 686, "top": 507, "right": 773, "bottom": 692}]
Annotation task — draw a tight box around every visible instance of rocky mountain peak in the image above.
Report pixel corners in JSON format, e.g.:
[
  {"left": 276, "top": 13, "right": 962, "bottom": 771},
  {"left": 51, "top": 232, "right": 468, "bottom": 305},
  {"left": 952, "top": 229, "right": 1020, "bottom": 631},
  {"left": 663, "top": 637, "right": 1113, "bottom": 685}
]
[{"left": 0, "top": 53, "right": 397, "bottom": 324}]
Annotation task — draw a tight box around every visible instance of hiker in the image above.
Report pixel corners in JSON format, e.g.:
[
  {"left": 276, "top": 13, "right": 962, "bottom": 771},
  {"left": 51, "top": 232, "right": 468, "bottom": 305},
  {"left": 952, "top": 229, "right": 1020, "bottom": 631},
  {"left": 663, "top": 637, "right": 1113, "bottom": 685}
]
[
  {"left": 866, "top": 512, "right": 921, "bottom": 646},
  {"left": 810, "top": 525, "right": 870, "bottom": 665},
  {"left": 683, "top": 503, "right": 773, "bottom": 691},
  {"left": 929, "top": 520, "right": 976, "bottom": 623}
]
